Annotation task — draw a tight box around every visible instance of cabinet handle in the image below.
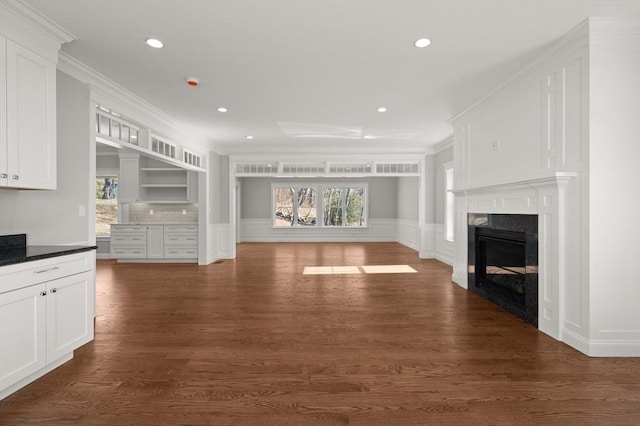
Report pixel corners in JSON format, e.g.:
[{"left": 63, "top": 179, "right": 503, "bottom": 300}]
[
  {"left": 0, "top": 173, "right": 7, "bottom": 178},
  {"left": 51, "top": 288, "right": 57, "bottom": 293},
  {"left": 34, "top": 266, "right": 59, "bottom": 274},
  {"left": 40, "top": 291, "right": 47, "bottom": 296},
  {"left": 12, "top": 175, "right": 19, "bottom": 180}
]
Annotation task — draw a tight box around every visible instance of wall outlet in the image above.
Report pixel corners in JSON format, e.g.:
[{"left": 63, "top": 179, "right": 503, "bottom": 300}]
[
  {"left": 149, "top": 209, "right": 154, "bottom": 215},
  {"left": 78, "top": 205, "right": 86, "bottom": 217},
  {"left": 182, "top": 209, "right": 187, "bottom": 215}
]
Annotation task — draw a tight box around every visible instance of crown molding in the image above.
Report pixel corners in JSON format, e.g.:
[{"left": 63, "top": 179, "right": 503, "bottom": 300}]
[
  {"left": 0, "top": 0, "right": 76, "bottom": 44},
  {"left": 58, "top": 51, "right": 213, "bottom": 155},
  {"left": 430, "top": 136, "right": 454, "bottom": 155}
]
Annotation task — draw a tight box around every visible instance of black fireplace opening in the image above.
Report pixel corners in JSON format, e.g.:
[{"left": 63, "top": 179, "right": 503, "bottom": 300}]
[{"left": 468, "top": 214, "right": 538, "bottom": 327}]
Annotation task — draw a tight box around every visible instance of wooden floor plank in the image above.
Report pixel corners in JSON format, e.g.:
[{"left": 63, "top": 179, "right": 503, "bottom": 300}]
[{"left": 0, "top": 242, "right": 638, "bottom": 425}]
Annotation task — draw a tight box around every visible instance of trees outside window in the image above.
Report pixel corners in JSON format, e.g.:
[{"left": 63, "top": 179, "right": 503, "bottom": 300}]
[
  {"left": 274, "top": 184, "right": 366, "bottom": 228},
  {"left": 96, "top": 177, "right": 118, "bottom": 236},
  {"left": 274, "top": 187, "right": 316, "bottom": 226}
]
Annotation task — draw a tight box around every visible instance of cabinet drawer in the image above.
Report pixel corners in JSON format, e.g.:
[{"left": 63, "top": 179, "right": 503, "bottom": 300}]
[
  {"left": 111, "top": 247, "right": 147, "bottom": 258},
  {"left": 110, "top": 234, "right": 147, "bottom": 245},
  {"left": 164, "top": 247, "right": 198, "bottom": 258},
  {"left": 0, "top": 252, "right": 94, "bottom": 294},
  {"left": 164, "top": 234, "right": 198, "bottom": 246},
  {"left": 164, "top": 225, "right": 197, "bottom": 233},
  {"left": 111, "top": 225, "right": 146, "bottom": 233}
]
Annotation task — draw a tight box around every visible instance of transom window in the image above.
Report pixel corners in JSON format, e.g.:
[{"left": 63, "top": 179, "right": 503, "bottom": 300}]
[{"left": 273, "top": 184, "right": 367, "bottom": 227}]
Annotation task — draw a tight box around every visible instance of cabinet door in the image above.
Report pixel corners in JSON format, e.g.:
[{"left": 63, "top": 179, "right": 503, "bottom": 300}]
[
  {"left": 0, "top": 283, "right": 47, "bottom": 391},
  {"left": 0, "top": 36, "right": 7, "bottom": 187},
  {"left": 118, "top": 154, "right": 140, "bottom": 202},
  {"left": 46, "top": 271, "right": 94, "bottom": 362},
  {"left": 187, "top": 171, "right": 199, "bottom": 202},
  {"left": 146, "top": 225, "right": 164, "bottom": 258},
  {"left": 5, "top": 40, "right": 56, "bottom": 189}
]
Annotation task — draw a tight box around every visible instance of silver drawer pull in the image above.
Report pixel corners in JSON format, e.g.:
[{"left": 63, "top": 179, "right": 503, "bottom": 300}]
[
  {"left": 12, "top": 175, "right": 19, "bottom": 180},
  {"left": 51, "top": 288, "right": 57, "bottom": 293},
  {"left": 0, "top": 173, "right": 7, "bottom": 178},
  {"left": 40, "top": 291, "right": 47, "bottom": 296},
  {"left": 34, "top": 266, "right": 59, "bottom": 274}
]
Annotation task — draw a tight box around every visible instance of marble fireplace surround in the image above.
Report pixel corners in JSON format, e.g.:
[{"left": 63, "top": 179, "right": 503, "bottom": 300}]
[{"left": 452, "top": 172, "right": 576, "bottom": 341}]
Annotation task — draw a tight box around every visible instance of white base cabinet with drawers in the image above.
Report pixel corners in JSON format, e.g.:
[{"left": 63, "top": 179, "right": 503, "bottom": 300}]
[
  {"left": 111, "top": 224, "right": 198, "bottom": 262},
  {"left": 0, "top": 251, "right": 95, "bottom": 400}
]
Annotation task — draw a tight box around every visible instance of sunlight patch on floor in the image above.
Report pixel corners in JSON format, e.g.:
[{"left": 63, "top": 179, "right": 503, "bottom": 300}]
[
  {"left": 303, "top": 265, "right": 418, "bottom": 275},
  {"left": 303, "top": 266, "right": 361, "bottom": 275},
  {"left": 361, "top": 265, "right": 417, "bottom": 274}
]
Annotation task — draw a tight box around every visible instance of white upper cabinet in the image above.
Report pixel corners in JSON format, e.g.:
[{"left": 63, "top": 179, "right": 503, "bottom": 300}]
[
  {"left": 0, "top": 36, "right": 7, "bottom": 187},
  {"left": 0, "top": 3, "right": 74, "bottom": 190},
  {"left": 2, "top": 38, "right": 57, "bottom": 189}
]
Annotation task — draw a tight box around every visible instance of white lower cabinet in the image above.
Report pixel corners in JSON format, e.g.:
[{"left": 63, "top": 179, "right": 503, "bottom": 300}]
[
  {"left": 111, "top": 224, "right": 197, "bottom": 262},
  {"left": 0, "top": 251, "right": 95, "bottom": 399},
  {"left": 0, "top": 283, "right": 46, "bottom": 392},
  {"left": 110, "top": 225, "right": 146, "bottom": 258},
  {"left": 164, "top": 225, "right": 198, "bottom": 259},
  {"left": 146, "top": 225, "right": 164, "bottom": 258}
]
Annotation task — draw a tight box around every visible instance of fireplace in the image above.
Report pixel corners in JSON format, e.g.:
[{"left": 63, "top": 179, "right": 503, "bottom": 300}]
[{"left": 468, "top": 214, "right": 538, "bottom": 326}]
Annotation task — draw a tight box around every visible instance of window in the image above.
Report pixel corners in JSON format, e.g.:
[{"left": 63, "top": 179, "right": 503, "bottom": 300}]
[
  {"left": 444, "top": 163, "right": 455, "bottom": 241},
  {"left": 274, "top": 187, "right": 317, "bottom": 226},
  {"left": 96, "top": 177, "right": 118, "bottom": 236},
  {"left": 273, "top": 184, "right": 366, "bottom": 227},
  {"left": 323, "top": 187, "right": 365, "bottom": 226}
]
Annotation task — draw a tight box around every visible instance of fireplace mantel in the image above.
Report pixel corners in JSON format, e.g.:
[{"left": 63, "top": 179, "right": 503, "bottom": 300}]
[
  {"left": 452, "top": 172, "right": 578, "bottom": 341},
  {"left": 454, "top": 172, "right": 578, "bottom": 196}
]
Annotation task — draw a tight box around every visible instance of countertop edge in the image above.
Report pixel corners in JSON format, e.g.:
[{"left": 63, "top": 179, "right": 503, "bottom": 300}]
[{"left": 0, "top": 246, "right": 97, "bottom": 268}]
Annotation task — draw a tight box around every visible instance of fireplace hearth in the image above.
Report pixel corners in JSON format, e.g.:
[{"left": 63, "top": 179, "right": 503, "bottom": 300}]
[{"left": 468, "top": 214, "right": 538, "bottom": 326}]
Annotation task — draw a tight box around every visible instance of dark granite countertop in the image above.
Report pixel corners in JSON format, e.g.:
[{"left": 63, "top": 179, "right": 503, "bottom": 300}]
[{"left": 0, "top": 234, "right": 97, "bottom": 267}]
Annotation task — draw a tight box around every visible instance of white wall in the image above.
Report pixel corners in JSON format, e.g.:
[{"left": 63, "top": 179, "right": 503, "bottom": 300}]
[
  {"left": 397, "top": 176, "right": 420, "bottom": 250},
  {"left": 434, "top": 145, "right": 454, "bottom": 264},
  {"left": 238, "top": 176, "right": 408, "bottom": 243},
  {"left": 0, "top": 70, "right": 92, "bottom": 245},
  {"left": 450, "top": 18, "right": 639, "bottom": 356},
  {"left": 202, "top": 152, "right": 231, "bottom": 263},
  {"left": 588, "top": 22, "right": 640, "bottom": 352}
]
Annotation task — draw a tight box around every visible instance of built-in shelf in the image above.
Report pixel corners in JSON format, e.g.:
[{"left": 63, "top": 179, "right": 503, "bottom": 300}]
[{"left": 138, "top": 157, "right": 197, "bottom": 203}]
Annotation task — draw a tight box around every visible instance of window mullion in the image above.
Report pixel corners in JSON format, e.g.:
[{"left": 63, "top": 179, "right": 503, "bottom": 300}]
[
  {"left": 342, "top": 189, "right": 347, "bottom": 227},
  {"left": 293, "top": 187, "right": 299, "bottom": 226}
]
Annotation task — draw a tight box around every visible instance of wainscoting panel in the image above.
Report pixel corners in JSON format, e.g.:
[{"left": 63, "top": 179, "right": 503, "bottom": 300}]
[
  {"left": 397, "top": 219, "right": 420, "bottom": 251},
  {"left": 435, "top": 224, "right": 454, "bottom": 265},
  {"left": 205, "top": 223, "right": 231, "bottom": 264}
]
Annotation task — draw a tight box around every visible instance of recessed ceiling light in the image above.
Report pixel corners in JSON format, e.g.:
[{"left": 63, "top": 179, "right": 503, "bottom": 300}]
[
  {"left": 377, "top": 107, "right": 387, "bottom": 113},
  {"left": 245, "top": 135, "right": 254, "bottom": 140},
  {"left": 217, "top": 107, "right": 228, "bottom": 113},
  {"left": 145, "top": 38, "right": 164, "bottom": 48},
  {"left": 364, "top": 135, "right": 375, "bottom": 139},
  {"left": 414, "top": 38, "right": 431, "bottom": 48}
]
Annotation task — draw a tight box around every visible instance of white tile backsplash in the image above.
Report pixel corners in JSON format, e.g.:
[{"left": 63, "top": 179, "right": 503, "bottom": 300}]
[{"left": 129, "top": 203, "right": 198, "bottom": 223}]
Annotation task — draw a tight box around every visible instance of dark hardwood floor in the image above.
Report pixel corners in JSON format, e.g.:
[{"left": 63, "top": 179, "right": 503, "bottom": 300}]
[{"left": 1, "top": 242, "right": 638, "bottom": 425}]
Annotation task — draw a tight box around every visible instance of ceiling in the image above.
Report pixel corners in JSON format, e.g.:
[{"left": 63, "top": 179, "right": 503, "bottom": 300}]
[{"left": 24, "top": 0, "right": 640, "bottom": 155}]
